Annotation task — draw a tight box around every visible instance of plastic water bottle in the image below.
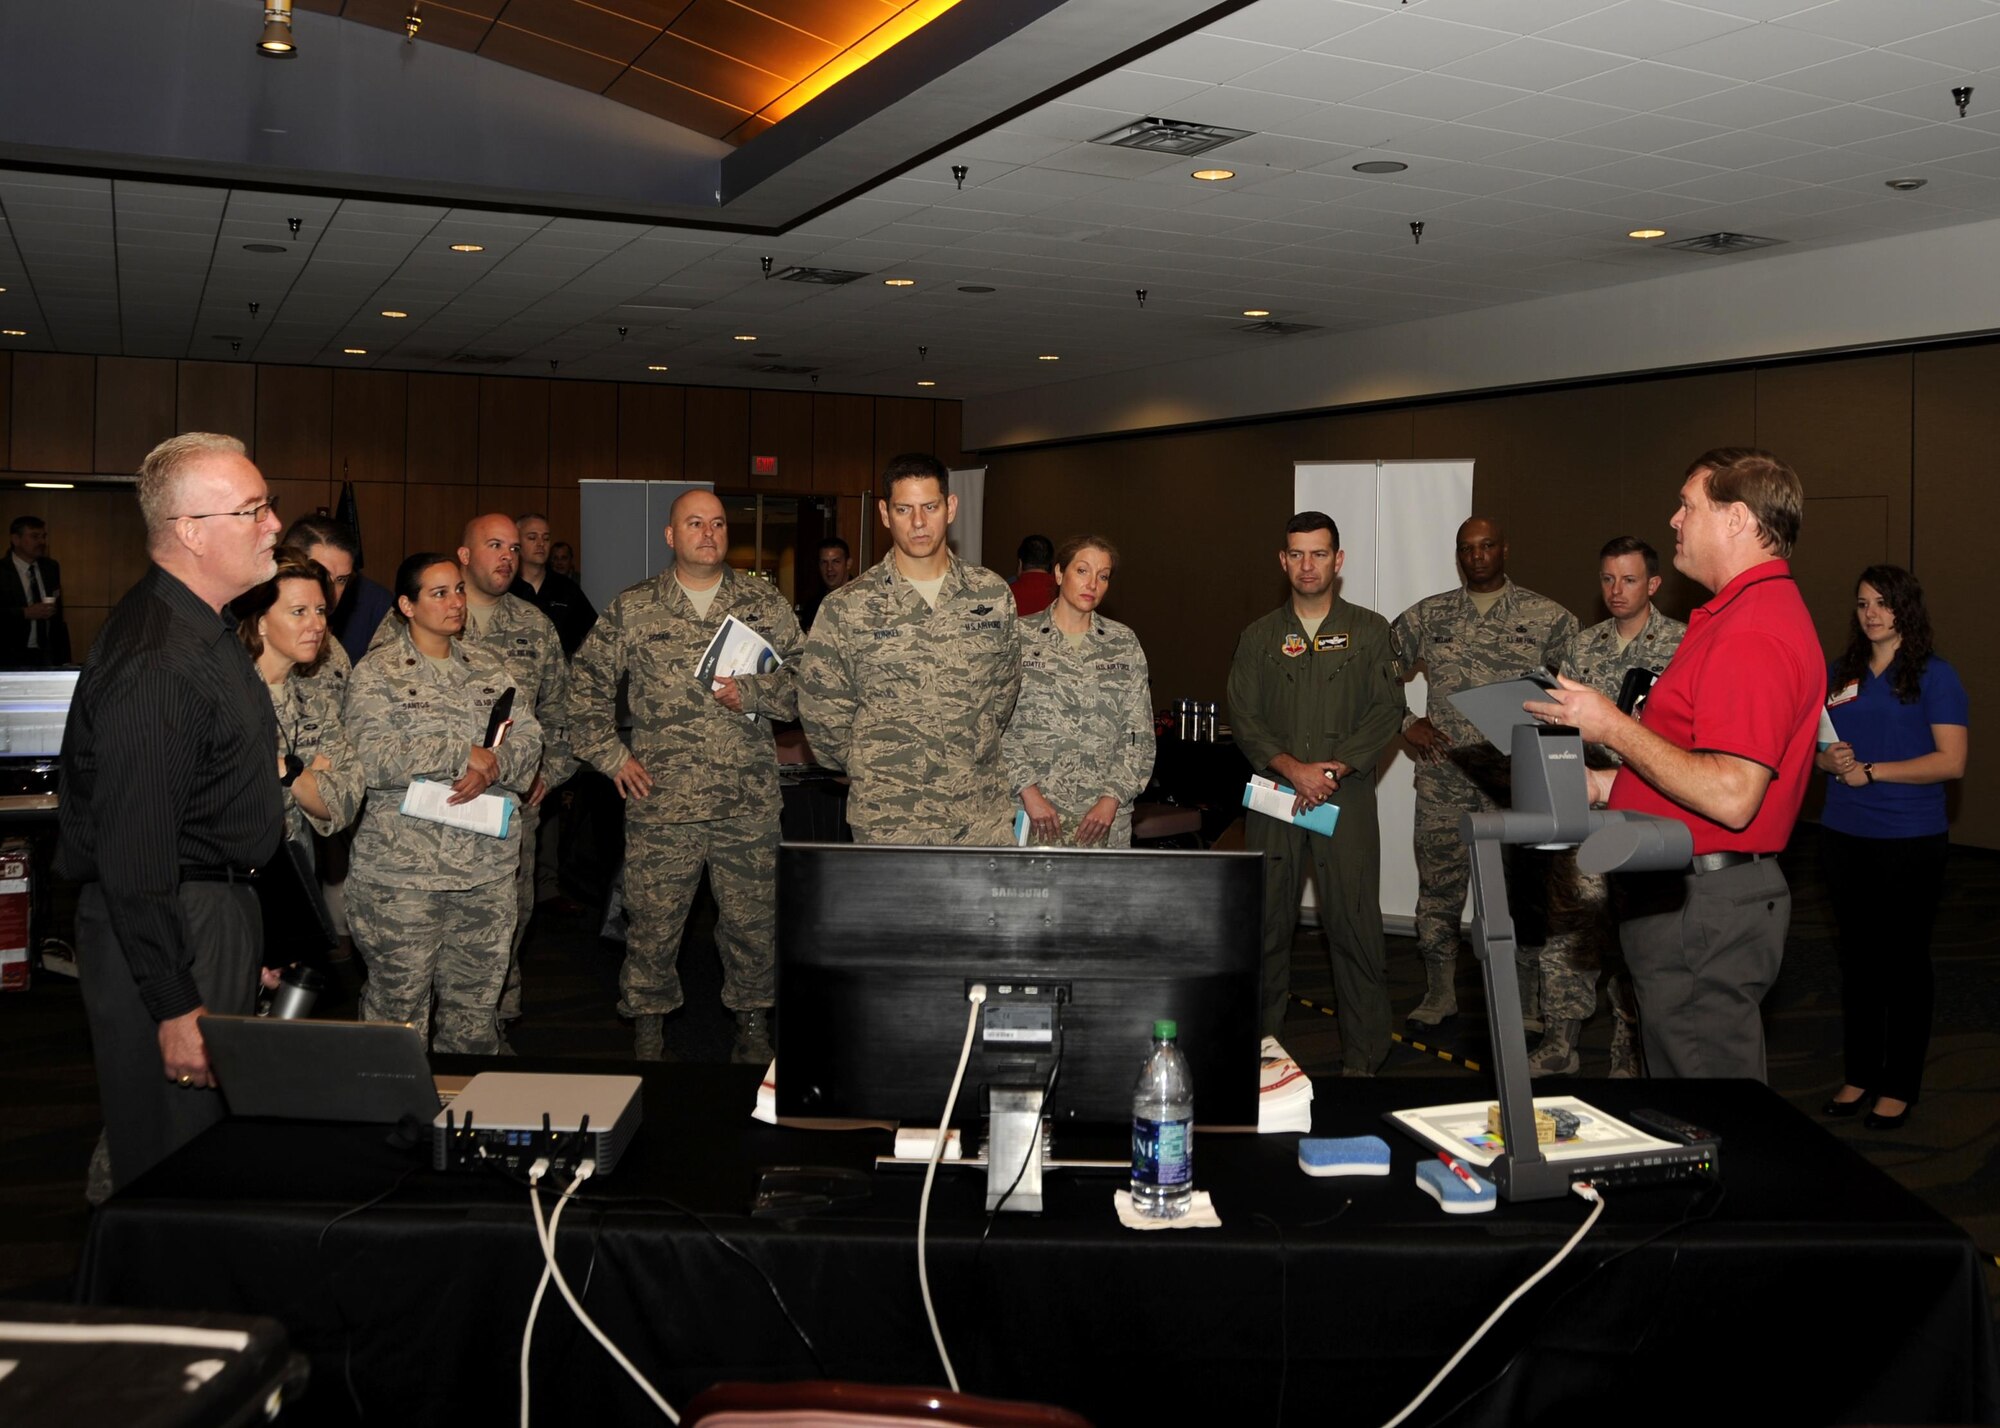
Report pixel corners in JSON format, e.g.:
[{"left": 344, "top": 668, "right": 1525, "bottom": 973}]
[{"left": 1130, "top": 1019, "right": 1194, "bottom": 1219}]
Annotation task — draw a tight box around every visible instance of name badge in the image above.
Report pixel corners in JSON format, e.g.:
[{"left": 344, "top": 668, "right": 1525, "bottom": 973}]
[
  {"left": 1314, "top": 634, "right": 1349, "bottom": 652},
  {"left": 1826, "top": 680, "right": 1860, "bottom": 707}
]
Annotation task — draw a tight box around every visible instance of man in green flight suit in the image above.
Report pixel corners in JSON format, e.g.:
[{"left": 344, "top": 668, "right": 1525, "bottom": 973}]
[{"left": 1227, "top": 511, "right": 1407, "bottom": 1070}]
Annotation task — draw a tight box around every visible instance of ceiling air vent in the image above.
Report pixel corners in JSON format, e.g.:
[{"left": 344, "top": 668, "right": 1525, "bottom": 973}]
[
  {"left": 1663, "top": 231, "right": 1784, "bottom": 255},
  {"left": 748, "top": 362, "right": 819, "bottom": 375},
  {"left": 776, "top": 266, "right": 869, "bottom": 285},
  {"left": 1091, "top": 117, "right": 1254, "bottom": 156},
  {"left": 1238, "top": 319, "right": 1321, "bottom": 337}
]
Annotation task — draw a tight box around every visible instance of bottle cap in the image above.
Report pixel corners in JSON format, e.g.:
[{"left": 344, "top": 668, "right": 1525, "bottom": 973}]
[{"left": 1153, "top": 1018, "right": 1177, "bottom": 1040}]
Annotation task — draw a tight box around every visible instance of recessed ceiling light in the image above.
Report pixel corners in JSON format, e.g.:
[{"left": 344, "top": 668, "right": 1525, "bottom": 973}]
[
  {"left": 1038, "top": 354, "right": 1060, "bottom": 362},
  {"left": 380, "top": 309, "right": 408, "bottom": 318},
  {"left": 733, "top": 334, "right": 757, "bottom": 342},
  {"left": 1242, "top": 308, "right": 1271, "bottom": 318},
  {"left": 1, "top": 330, "right": 24, "bottom": 338},
  {"left": 958, "top": 285, "right": 995, "bottom": 294},
  {"left": 1353, "top": 160, "right": 1408, "bottom": 175},
  {"left": 23, "top": 482, "right": 72, "bottom": 490},
  {"left": 342, "top": 347, "right": 367, "bottom": 355},
  {"left": 1191, "top": 168, "right": 1235, "bottom": 182},
  {"left": 647, "top": 364, "right": 669, "bottom": 371},
  {"left": 1627, "top": 228, "right": 1667, "bottom": 240},
  {"left": 449, "top": 243, "right": 486, "bottom": 252},
  {"left": 242, "top": 243, "right": 287, "bottom": 254},
  {"left": 1885, "top": 177, "right": 1928, "bottom": 192},
  {"left": 917, "top": 379, "right": 936, "bottom": 387},
  {"left": 883, "top": 277, "right": 915, "bottom": 287}
]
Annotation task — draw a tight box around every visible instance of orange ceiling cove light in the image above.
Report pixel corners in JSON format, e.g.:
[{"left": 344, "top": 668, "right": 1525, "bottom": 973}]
[{"left": 759, "top": 0, "right": 964, "bottom": 126}]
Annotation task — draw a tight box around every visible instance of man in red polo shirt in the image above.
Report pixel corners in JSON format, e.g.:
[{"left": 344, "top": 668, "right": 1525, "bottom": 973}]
[{"left": 1526, "top": 449, "right": 1820, "bottom": 1080}]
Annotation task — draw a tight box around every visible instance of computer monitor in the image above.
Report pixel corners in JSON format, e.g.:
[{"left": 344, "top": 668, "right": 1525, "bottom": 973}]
[
  {"left": 0, "top": 669, "right": 79, "bottom": 759},
  {"left": 775, "top": 844, "right": 1263, "bottom": 1132}
]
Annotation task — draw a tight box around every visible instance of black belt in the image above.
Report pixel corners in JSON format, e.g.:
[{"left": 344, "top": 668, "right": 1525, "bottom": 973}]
[
  {"left": 1690, "top": 851, "right": 1766, "bottom": 875},
  {"left": 179, "top": 865, "right": 260, "bottom": 885}
]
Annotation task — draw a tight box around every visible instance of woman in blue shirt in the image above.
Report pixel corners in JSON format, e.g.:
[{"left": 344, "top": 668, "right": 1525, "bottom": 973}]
[{"left": 1816, "top": 566, "right": 1968, "bottom": 1130}]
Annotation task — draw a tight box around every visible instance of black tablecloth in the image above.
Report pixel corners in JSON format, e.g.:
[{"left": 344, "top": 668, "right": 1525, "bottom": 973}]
[{"left": 78, "top": 1063, "right": 1999, "bottom": 1427}]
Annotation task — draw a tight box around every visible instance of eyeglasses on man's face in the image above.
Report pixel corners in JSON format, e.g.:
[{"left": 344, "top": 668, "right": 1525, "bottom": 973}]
[{"left": 177, "top": 495, "right": 281, "bottom": 524}]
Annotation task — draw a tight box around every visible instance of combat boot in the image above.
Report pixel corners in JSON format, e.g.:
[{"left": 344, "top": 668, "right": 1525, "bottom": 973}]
[
  {"left": 1608, "top": 1014, "right": 1642, "bottom": 1078},
  {"left": 633, "top": 1014, "right": 666, "bottom": 1062},
  {"left": 731, "top": 1008, "right": 774, "bottom": 1066},
  {"left": 1405, "top": 962, "right": 1458, "bottom": 1027},
  {"left": 1527, "top": 1018, "right": 1581, "bottom": 1076}
]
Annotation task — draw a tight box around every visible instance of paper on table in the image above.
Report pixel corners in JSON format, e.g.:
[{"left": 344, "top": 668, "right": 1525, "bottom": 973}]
[
  {"left": 1386, "top": 1096, "right": 1675, "bottom": 1168},
  {"left": 400, "top": 777, "right": 514, "bottom": 838},
  {"left": 697, "top": 616, "right": 783, "bottom": 721}
]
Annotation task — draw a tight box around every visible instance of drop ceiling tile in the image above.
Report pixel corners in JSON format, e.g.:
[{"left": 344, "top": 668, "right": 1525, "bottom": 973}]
[
  {"left": 947, "top": 132, "right": 1073, "bottom": 166},
  {"left": 1233, "top": 50, "right": 1414, "bottom": 104},
  {"left": 1773, "top": 50, "right": 1965, "bottom": 103},
  {"left": 1350, "top": 73, "right": 1529, "bottom": 121},
  {"left": 1483, "top": 137, "right": 1632, "bottom": 175},
  {"left": 993, "top": 101, "right": 1134, "bottom": 142},
  {"left": 1655, "top": 80, "right": 1838, "bottom": 131},
  {"left": 1037, "top": 142, "right": 1195, "bottom": 180},
  {"left": 1317, "top": 14, "right": 1514, "bottom": 69},
  {"left": 1383, "top": 121, "right": 1548, "bottom": 161},
  {"left": 1538, "top": 1, "right": 1755, "bottom": 59},
  {"left": 1266, "top": 103, "right": 1411, "bottom": 147},
  {"left": 1756, "top": 104, "right": 1932, "bottom": 148},
  {"left": 1125, "top": 33, "right": 1291, "bottom": 85},
  {"left": 1467, "top": 92, "right": 1632, "bottom": 138},
  {"left": 1063, "top": 70, "right": 1215, "bottom": 115},
  {"left": 1776, "top": 0, "right": 1995, "bottom": 49},
  {"left": 1437, "top": 37, "right": 1631, "bottom": 90},
  {"left": 1659, "top": 168, "right": 1813, "bottom": 203},
  {"left": 1663, "top": 128, "right": 1827, "bottom": 167},
  {"left": 1576, "top": 151, "right": 1725, "bottom": 187},
  {"left": 1888, "top": 12, "right": 2000, "bottom": 69},
  {"left": 1203, "top": 0, "right": 1387, "bottom": 49},
  {"left": 1570, "top": 111, "right": 1733, "bottom": 152},
  {"left": 1655, "top": 23, "right": 1862, "bottom": 83}
]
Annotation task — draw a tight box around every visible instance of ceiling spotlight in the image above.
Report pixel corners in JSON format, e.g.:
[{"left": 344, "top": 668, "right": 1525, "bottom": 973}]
[
  {"left": 952, "top": 165, "right": 968, "bottom": 190},
  {"left": 733, "top": 334, "right": 757, "bottom": 342},
  {"left": 404, "top": 4, "right": 422, "bottom": 41},
  {"left": 256, "top": 0, "right": 297, "bottom": 56},
  {"left": 1885, "top": 177, "right": 1928, "bottom": 192},
  {"left": 1037, "top": 354, "right": 1060, "bottom": 361},
  {"left": 380, "top": 309, "right": 409, "bottom": 318},
  {"left": 1627, "top": 228, "right": 1667, "bottom": 239},
  {"left": 884, "top": 278, "right": 915, "bottom": 287},
  {"left": 647, "top": 364, "right": 670, "bottom": 371},
  {"left": 1242, "top": 308, "right": 1270, "bottom": 318},
  {"left": 1353, "top": 160, "right": 1408, "bottom": 175},
  {"left": 917, "top": 380, "right": 936, "bottom": 387},
  {"left": 288, "top": 217, "right": 301, "bottom": 236},
  {"left": 449, "top": 243, "right": 485, "bottom": 253},
  {"left": 342, "top": 347, "right": 367, "bottom": 355},
  {"left": 760, "top": 255, "right": 772, "bottom": 279},
  {"left": 1191, "top": 168, "right": 1234, "bottom": 182}
]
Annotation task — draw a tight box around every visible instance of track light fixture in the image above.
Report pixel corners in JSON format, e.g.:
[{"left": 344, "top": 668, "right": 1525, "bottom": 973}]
[
  {"left": 952, "top": 165, "right": 968, "bottom": 190},
  {"left": 761, "top": 255, "right": 772, "bottom": 279},
  {"left": 1410, "top": 220, "right": 1425, "bottom": 245},
  {"left": 405, "top": 4, "right": 423, "bottom": 41},
  {"left": 257, "top": 0, "right": 297, "bottom": 57},
  {"left": 1954, "top": 85, "right": 1974, "bottom": 117},
  {"left": 1136, "top": 288, "right": 1147, "bottom": 308}
]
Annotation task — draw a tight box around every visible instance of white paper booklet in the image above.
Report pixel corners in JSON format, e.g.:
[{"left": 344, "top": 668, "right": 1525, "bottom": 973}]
[
  {"left": 1258, "top": 1035, "right": 1313, "bottom": 1135},
  {"left": 697, "top": 616, "right": 782, "bottom": 721},
  {"left": 400, "top": 777, "right": 515, "bottom": 838}
]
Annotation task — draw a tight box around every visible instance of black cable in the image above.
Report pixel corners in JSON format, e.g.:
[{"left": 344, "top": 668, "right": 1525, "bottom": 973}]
[
  {"left": 313, "top": 1165, "right": 421, "bottom": 1418},
  {"left": 1425, "top": 1174, "right": 1727, "bottom": 1427},
  {"left": 1251, "top": 1200, "right": 1351, "bottom": 1428}
]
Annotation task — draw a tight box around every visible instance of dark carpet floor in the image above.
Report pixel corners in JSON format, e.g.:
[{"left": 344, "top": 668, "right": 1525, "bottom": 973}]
[{"left": 3, "top": 825, "right": 1996, "bottom": 1343}]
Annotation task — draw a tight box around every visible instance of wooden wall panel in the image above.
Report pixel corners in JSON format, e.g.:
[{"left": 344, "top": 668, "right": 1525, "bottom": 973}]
[
  {"left": 406, "top": 374, "right": 478, "bottom": 485},
  {"left": 332, "top": 371, "right": 407, "bottom": 484},
  {"left": 255, "top": 366, "right": 333, "bottom": 482},
  {"left": 684, "top": 387, "right": 749, "bottom": 485},
  {"left": 348, "top": 482, "right": 406, "bottom": 579},
  {"left": 480, "top": 378, "right": 550, "bottom": 486},
  {"left": 748, "top": 390, "right": 813, "bottom": 492},
  {"left": 545, "top": 487, "right": 581, "bottom": 559},
  {"left": 935, "top": 401, "right": 966, "bottom": 469},
  {"left": 1617, "top": 371, "right": 1759, "bottom": 617},
  {"left": 812, "top": 393, "right": 873, "bottom": 496},
  {"left": 0, "top": 353, "right": 10, "bottom": 468},
  {"left": 474, "top": 487, "right": 551, "bottom": 537},
  {"left": 872, "top": 397, "right": 936, "bottom": 473},
  {"left": 177, "top": 362, "right": 256, "bottom": 451},
  {"left": 617, "top": 384, "right": 684, "bottom": 480},
  {"left": 404, "top": 484, "right": 481, "bottom": 559},
  {"left": 11, "top": 353, "right": 95, "bottom": 473},
  {"left": 268, "top": 478, "right": 333, "bottom": 536},
  {"left": 1795, "top": 496, "right": 1888, "bottom": 653},
  {"left": 549, "top": 382, "right": 616, "bottom": 487},
  {"left": 94, "top": 357, "right": 178, "bottom": 476}
]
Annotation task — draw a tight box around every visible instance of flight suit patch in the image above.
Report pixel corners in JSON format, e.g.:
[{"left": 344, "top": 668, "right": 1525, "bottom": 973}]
[
  {"left": 1314, "top": 634, "right": 1349, "bottom": 652},
  {"left": 1281, "top": 633, "right": 1307, "bottom": 657}
]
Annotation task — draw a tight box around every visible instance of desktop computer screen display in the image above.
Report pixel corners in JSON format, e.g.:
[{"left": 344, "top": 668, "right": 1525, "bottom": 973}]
[
  {"left": 0, "top": 669, "right": 79, "bottom": 760},
  {"left": 775, "top": 844, "right": 1262, "bottom": 1130}
]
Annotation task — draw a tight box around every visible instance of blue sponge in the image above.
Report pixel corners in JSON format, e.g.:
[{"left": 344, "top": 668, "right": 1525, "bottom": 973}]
[
  {"left": 1415, "top": 1157, "right": 1497, "bottom": 1213},
  {"left": 1298, "top": 1135, "right": 1392, "bottom": 1177}
]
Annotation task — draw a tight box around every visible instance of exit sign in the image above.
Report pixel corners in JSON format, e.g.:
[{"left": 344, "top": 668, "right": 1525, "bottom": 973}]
[{"left": 750, "top": 455, "right": 779, "bottom": 477}]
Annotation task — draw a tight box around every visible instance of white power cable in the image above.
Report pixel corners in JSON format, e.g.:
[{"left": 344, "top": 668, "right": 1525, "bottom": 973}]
[
  {"left": 520, "top": 1162, "right": 584, "bottom": 1428},
  {"left": 526, "top": 1159, "right": 681, "bottom": 1424},
  {"left": 918, "top": 983, "right": 986, "bottom": 1394},
  {"left": 1376, "top": 1181, "right": 1608, "bottom": 1428}
]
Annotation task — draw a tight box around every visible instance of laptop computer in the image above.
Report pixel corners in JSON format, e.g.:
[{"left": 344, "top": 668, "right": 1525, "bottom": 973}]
[{"left": 199, "top": 1016, "right": 455, "bottom": 1124}]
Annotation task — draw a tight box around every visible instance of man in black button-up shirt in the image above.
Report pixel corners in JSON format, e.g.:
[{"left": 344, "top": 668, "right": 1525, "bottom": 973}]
[{"left": 57, "top": 432, "right": 284, "bottom": 1192}]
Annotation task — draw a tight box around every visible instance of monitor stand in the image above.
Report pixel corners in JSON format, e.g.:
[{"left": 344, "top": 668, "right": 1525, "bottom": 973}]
[{"left": 985, "top": 1086, "right": 1048, "bottom": 1212}]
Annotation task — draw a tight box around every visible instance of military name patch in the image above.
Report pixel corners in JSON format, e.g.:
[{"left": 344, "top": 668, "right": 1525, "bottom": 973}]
[
  {"left": 1314, "top": 634, "right": 1350, "bottom": 652},
  {"left": 965, "top": 619, "right": 1004, "bottom": 631},
  {"left": 1282, "top": 633, "right": 1308, "bottom": 657}
]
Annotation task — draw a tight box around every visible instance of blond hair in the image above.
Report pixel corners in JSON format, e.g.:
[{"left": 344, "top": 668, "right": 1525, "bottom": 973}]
[{"left": 138, "top": 433, "right": 247, "bottom": 533}]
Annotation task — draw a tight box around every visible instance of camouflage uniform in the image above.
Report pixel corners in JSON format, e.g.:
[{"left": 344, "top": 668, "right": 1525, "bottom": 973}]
[
  {"left": 1392, "top": 582, "right": 1576, "bottom": 1018},
  {"left": 462, "top": 594, "right": 577, "bottom": 1023},
  {"left": 1002, "top": 613, "right": 1154, "bottom": 847},
  {"left": 799, "top": 553, "right": 1021, "bottom": 845},
  {"left": 344, "top": 621, "right": 541, "bottom": 1054},
  {"left": 1534, "top": 605, "right": 1686, "bottom": 1071},
  {"left": 1228, "top": 599, "right": 1407, "bottom": 1062},
  {"left": 295, "top": 639, "right": 356, "bottom": 936},
  {"left": 268, "top": 665, "right": 363, "bottom": 843},
  {"left": 568, "top": 566, "right": 800, "bottom": 1020}
]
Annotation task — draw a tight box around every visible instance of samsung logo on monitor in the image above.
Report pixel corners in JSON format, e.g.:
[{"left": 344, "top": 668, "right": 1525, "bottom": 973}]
[{"left": 990, "top": 888, "right": 1051, "bottom": 900}]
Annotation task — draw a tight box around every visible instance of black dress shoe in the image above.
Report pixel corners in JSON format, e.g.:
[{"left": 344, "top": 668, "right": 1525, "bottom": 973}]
[
  {"left": 1865, "top": 1103, "right": 1912, "bottom": 1130},
  {"left": 1822, "top": 1091, "right": 1869, "bottom": 1118}
]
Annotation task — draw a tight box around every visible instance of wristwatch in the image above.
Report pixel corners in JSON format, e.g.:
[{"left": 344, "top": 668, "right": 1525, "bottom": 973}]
[{"left": 1862, "top": 763, "right": 1875, "bottom": 783}]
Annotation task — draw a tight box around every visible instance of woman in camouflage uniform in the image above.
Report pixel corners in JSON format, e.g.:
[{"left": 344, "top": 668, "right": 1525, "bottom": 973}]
[
  {"left": 344, "top": 554, "right": 540, "bottom": 1054},
  {"left": 234, "top": 547, "right": 363, "bottom": 845},
  {"left": 1004, "top": 536, "right": 1155, "bottom": 848}
]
